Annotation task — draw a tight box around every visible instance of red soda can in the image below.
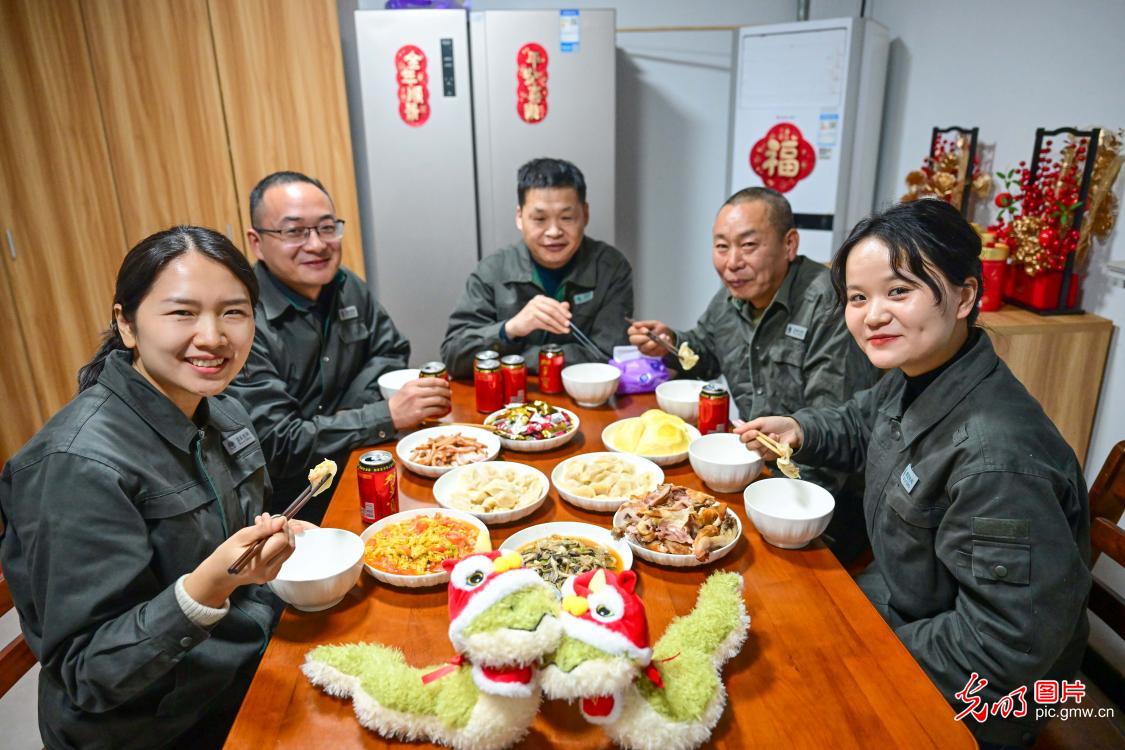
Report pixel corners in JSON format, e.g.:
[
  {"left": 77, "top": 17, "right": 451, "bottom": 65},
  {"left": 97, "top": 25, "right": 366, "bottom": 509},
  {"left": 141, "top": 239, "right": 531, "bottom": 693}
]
[
  {"left": 474, "top": 350, "right": 500, "bottom": 367},
  {"left": 474, "top": 358, "right": 504, "bottom": 413},
  {"left": 419, "top": 360, "right": 452, "bottom": 417},
  {"left": 500, "top": 354, "right": 527, "bottom": 404},
  {"left": 699, "top": 382, "right": 730, "bottom": 435},
  {"left": 357, "top": 450, "right": 398, "bottom": 524},
  {"left": 538, "top": 344, "right": 565, "bottom": 394}
]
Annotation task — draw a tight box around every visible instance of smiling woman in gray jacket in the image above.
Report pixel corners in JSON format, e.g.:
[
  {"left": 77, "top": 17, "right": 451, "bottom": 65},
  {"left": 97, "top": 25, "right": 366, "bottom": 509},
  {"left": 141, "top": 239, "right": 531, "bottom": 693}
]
[
  {"left": 0, "top": 227, "right": 300, "bottom": 750},
  {"left": 737, "top": 200, "right": 1090, "bottom": 749}
]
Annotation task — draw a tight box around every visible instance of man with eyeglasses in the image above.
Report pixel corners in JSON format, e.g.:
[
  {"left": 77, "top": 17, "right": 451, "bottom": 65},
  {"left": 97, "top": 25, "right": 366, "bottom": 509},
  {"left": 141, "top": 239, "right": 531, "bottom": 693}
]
[
  {"left": 627, "top": 187, "right": 877, "bottom": 563},
  {"left": 229, "top": 171, "right": 450, "bottom": 521}
]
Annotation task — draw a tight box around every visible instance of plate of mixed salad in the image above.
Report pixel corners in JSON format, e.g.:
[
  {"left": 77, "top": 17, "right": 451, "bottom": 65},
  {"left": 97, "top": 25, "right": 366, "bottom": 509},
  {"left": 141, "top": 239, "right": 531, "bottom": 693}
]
[{"left": 484, "top": 400, "right": 580, "bottom": 452}]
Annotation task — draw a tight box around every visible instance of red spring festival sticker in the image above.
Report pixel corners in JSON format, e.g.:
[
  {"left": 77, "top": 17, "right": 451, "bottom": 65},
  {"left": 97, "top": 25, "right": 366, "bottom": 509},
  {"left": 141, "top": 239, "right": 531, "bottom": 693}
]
[
  {"left": 516, "top": 43, "right": 548, "bottom": 124},
  {"left": 395, "top": 45, "right": 430, "bottom": 127},
  {"left": 749, "top": 123, "right": 816, "bottom": 193}
]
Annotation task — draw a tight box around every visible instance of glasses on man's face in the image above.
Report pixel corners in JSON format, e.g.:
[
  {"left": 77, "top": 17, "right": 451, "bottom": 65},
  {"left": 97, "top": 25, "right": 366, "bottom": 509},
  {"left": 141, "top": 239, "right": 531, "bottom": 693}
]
[{"left": 254, "top": 219, "right": 346, "bottom": 245}]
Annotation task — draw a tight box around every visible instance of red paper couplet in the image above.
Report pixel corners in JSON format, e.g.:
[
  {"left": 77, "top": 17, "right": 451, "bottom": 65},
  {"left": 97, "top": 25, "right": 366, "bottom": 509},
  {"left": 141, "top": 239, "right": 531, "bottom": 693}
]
[
  {"left": 516, "top": 43, "right": 549, "bottom": 124},
  {"left": 396, "top": 45, "right": 430, "bottom": 127}
]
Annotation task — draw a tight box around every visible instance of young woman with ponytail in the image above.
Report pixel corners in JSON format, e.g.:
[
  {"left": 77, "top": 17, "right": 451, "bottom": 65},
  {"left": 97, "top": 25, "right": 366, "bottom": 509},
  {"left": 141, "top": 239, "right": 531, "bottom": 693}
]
[{"left": 1, "top": 226, "right": 302, "bottom": 749}]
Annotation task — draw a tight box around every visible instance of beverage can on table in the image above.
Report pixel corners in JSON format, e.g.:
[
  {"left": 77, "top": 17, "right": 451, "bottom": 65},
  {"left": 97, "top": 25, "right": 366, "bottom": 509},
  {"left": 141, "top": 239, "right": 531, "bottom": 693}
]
[
  {"left": 538, "top": 344, "right": 565, "bottom": 394},
  {"left": 699, "top": 382, "right": 730, "bottom": 435},
  {"left": 419, "top": 361, "right": 449, "bottom": 381},
  {"left": 357, "top": 450, "right": 398, "bottom": 524},
  {"left": 419, "top": 360, "right": 452, "bottom": 416},
  {"left": 474, "top": 358, "right": 504, "bottom": 413},
  {"left": 500, "top": 354, "right": 527, "bottom": 404},
  {"left": 474, "top": 350, "right": 500, "bottom": 367}
]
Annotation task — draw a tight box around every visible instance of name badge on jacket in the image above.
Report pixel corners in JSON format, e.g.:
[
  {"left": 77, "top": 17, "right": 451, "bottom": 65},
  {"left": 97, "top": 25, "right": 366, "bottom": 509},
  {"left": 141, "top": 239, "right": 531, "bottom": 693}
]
[
  {"left": 223, "top": 428, "right": 257, "bottom": 455},
  {"left": 573, "top": 291, "right": 594, "bottom": 306},
  {"left": 785, "top": 323, "right": 808, "bottom": 341},
  {"left": 338, "top": 305, "right": 359, "bottom": 321},
  {"left": 900, "top": 464, "right": 919, "bottom": 493}
]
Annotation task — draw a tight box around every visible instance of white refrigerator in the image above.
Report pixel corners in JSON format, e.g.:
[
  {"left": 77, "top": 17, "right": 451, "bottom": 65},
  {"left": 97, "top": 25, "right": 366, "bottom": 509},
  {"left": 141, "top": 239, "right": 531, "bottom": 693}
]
[
  {"left": 353, "top": 8, "right": 616, "bottom": 364},
  {"left": 728, "top": 17, "right": 889, "bottom": 263}
]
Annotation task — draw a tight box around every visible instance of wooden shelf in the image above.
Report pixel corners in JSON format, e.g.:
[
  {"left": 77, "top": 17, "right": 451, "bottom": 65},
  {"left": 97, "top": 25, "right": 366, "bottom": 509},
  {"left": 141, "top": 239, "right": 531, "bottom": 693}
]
[{"left": 981, "top": 305, "right": 1113, "bottom": 466}]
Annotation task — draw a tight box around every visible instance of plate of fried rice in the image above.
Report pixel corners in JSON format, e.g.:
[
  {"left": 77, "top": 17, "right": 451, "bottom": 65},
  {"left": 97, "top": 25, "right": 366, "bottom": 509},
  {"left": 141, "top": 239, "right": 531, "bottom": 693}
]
[{"left": 359, "top": 507, "right": 492, "bottom": 587}]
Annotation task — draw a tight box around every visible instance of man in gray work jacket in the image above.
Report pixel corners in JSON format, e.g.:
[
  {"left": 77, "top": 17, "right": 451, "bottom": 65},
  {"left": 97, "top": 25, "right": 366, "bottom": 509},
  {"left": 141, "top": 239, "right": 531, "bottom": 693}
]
[
  {"left": 228, "top": 172, "right": 450, "bottom": 520},
  {"left": 441, "top": 157, "right": 633, "bottom": 377},
  {"left": 629, "top": 187, "right": 877, "bottom": 562}
]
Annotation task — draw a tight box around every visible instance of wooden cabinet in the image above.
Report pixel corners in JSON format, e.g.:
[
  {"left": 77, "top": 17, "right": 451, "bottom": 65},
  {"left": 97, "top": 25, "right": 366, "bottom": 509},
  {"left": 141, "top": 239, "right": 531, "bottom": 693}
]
[
  {"left": 982, "top": 305, "right": 1114, "bottom": 467},
  {"left": 209, "top": 0, "right": 366, "bottom": 275},
  {"left": 0, "top": 0, "right": 126, "bottom": 430},
  {"left": 0, "top": 258, "right": 44, "bottom": 461},
  {"left": 82, "top": 0, "right": 244, "bottom": 245}
]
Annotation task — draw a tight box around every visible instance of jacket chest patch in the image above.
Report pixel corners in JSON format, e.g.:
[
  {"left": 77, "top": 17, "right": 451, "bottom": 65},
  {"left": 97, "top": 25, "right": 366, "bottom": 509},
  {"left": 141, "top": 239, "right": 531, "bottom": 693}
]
[
  {"left": 222, "top": 427, "right": 256, "bottom": 455},
  {"left": 573, "top": 290, "right": 594, "bottom": 306},
  {"left": 900, "top": 463, "right": 919, "bottom": 493},
  {"left": 784, "top": 323, "right": 808, "bottom": 341},
  {"left": 338, "top": 305, "right": 359, "bottom": 321}
]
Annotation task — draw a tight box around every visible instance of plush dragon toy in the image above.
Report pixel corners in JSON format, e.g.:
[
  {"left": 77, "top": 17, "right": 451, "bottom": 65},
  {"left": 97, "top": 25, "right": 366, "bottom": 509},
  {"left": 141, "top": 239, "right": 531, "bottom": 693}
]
[
  {"left": 542, "top": 569, "right": 749, "bottom": 750},
  {"left": 303, "top": 553, "right": 748, "bottom": 750},
  {"left": 302, "top": 550, "right": 562, "bottom": 750}
]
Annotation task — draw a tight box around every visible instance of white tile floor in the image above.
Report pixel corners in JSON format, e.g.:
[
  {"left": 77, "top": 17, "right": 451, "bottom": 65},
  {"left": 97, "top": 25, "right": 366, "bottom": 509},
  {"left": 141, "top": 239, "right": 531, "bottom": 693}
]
[{"left": 0, "top": 609, "right": 42, "bottom": 749}]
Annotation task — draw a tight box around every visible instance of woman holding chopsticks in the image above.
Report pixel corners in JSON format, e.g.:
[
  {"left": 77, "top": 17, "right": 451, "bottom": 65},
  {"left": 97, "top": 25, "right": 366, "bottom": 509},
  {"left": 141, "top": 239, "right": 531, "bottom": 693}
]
[
  {"left": 736, "top": 199, "right": 1090, "bottom": 749},
  {"left": 0, "top": 226, "right": 303, "bottom": 750}
]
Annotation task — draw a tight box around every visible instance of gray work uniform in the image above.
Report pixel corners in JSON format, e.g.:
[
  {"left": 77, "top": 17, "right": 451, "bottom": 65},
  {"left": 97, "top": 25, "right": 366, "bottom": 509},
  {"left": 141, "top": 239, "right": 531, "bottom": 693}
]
[
  {"left": 792, "top": 331, "right": 1090, "bottom": 747},
  {"left": 0, "top": 351, "right": 279, "bottom": 750},
  {"left": 441, "top": 237, "right": 634, "bottom": 378},
  {"left": 669, "top": 256, "right": 877, "bottom": 560},
  {"left": 228, "top": 264, "right": 410, "bottom": 515}
]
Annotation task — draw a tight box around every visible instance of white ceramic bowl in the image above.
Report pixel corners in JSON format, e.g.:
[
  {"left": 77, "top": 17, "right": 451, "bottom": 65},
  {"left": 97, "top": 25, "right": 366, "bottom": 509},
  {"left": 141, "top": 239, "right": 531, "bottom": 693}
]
[
  {"left": 484, "top": 406, "right": 580, "bottom": 453},
  {"left": 743, "top": 477, "right": 835, "bottom": 549},
  {"left": 396, "top": 425, "right": 501, "bottom": 478},
  {"left": 689, "top": 433, "right": 764, "bottom": 493},
  {"left": 562, "top": 363, "right": 622, "bottom": 408},
  {"left": 499, "top": 521, "right": 633, "bottom": 577},
  {"left": 377, "top": 368, "right": 420, "bottom": 400},
  {"left": 655, "top": 380, "right": 706, "bottom": 424},
  {"left": 360, "top": 507, "right": 491, "bottom": 588},
  {"left": 551, "top": 452, "right": 663, "bottom": 513},
  {"left": 601, "top": 418, "right": 701, "bottom": 467},
  {"left": 268, "top": 528, "right": 364, "bottom": 611},
  {"left": 433, "top": 461, "right": 550, "bottom": 525},
  {"left": 612, "top": 507, "right": 742, "bottom": 568}
]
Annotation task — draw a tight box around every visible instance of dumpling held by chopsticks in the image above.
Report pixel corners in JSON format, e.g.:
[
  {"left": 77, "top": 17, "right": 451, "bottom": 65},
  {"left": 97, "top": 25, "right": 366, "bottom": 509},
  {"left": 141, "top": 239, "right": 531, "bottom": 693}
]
[{"left": 307, "top": 459, "right": 338, "bottom": 496}]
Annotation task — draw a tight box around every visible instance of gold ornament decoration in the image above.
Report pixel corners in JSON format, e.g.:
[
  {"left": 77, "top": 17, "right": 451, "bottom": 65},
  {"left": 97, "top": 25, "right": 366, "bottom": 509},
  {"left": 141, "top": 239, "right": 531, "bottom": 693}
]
[
  {"left": 901, "top": 134, "right": 990, "bottom": 210},
  {"left": 1076, "top": 129, "right": 1123, "bottom": 262}
]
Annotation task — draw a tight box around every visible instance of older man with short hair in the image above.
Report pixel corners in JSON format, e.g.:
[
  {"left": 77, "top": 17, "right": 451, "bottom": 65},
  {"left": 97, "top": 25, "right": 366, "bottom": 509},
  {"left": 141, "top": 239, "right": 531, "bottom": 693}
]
[
  {"left": 629, "top": 187, "right": 877, "bottom": 562},
  {"left": 441, "top": 157, "right": 634, "bottom": 377}
]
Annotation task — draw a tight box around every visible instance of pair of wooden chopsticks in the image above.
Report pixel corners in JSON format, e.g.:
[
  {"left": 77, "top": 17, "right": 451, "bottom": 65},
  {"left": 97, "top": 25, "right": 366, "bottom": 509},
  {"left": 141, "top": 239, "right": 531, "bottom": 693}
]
[
  {"left": 227, "top": 473, "right": 330, "bottom": 574},
  {"left": 752, "top": 432, "right": 790, "bottom": 458},
  {"left": 623, "top": 316, "right": 680, "bottom": 357},
  {"left": 752, "top": 432, "right": 801, "bottom": 479},
  {"left": 569, "top": 321, "right": 609, "bottom": 360},
  {"left": 422, "top": 420, "right": 500, "bottom": 433}
]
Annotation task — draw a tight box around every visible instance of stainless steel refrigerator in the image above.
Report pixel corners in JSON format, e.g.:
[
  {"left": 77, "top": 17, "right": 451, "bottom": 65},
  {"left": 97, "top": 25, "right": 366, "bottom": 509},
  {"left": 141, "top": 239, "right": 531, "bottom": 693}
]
[{"left": 353, "top": 8, "right": 616, "bottom": 364}]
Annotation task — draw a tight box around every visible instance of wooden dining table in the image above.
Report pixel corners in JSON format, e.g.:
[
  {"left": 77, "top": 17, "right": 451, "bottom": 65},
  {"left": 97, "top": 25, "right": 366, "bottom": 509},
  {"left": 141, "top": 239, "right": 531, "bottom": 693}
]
[{"left": 225, "top": 380, "right": 977, "bottom": 749}]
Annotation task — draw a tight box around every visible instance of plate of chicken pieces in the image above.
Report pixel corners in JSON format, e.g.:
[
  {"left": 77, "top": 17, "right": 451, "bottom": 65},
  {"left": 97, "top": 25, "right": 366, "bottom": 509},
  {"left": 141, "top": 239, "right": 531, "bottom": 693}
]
[{"left": 611, "top": 483, "right": 741, "bottom": 567}]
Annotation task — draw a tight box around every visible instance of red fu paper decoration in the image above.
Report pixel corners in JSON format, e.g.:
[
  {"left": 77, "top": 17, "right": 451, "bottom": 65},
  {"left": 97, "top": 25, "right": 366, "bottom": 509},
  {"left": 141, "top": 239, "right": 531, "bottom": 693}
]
[{"left": 749, "top": 123, "right": 816, "bottom": 193}]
